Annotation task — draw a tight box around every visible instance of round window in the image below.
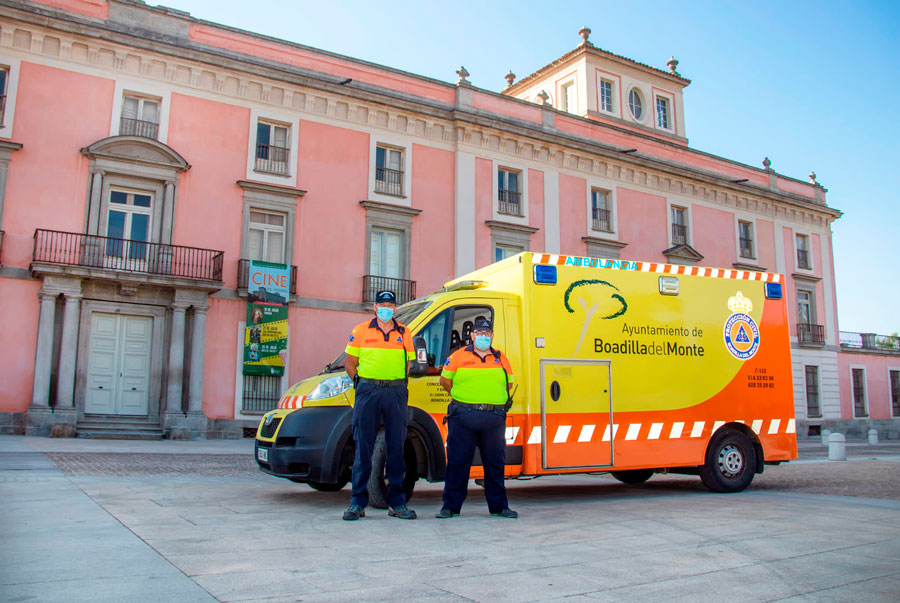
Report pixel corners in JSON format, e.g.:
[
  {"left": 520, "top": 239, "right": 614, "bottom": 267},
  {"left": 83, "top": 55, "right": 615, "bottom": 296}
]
[{"left": 628, "top": 88, "right": 643, "bottom": 120}]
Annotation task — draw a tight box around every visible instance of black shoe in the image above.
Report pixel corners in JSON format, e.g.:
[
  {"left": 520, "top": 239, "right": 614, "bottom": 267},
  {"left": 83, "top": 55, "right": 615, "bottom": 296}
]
[
  {"left": 490, "top": 508, "right": 518, "bottom": 519},
  {"left": 388, "top": 505, "right": 417, "bottom": 519},
  {"left": 342, "top": 504, "right": 365, "bottom": 521},
  {"left": 435, "top": 508, "right": 458, "bottom": 519}
]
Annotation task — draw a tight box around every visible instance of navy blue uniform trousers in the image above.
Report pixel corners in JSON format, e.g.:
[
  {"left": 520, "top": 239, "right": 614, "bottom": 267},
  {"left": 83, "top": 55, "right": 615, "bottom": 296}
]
[
  {"left": 442, "top": 402, "right": 509, "bottom": 513},
  {"left": 350, "top": 382, "right": 408, "bottom": 509}
]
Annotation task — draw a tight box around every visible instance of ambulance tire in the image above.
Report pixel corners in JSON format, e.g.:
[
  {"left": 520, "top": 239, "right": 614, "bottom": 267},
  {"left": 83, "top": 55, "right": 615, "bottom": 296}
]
[
  {"left": 367, "top": 431, "right": 418, "bottom": 509},
  {"left": 699, "top": 429, "right": 756, "bottom": 493},
  {"left": 611, "top": 469, "right": 655, "bottom": 484}
]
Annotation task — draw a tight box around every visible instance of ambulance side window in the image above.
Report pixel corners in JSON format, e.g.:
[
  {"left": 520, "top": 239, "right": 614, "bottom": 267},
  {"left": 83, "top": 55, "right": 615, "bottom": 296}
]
[
  {"left": 416, "top": 305, "right": 493, "bottom": 374},
  {"left": 449, "top": 306, "right": 494, "bottom": 355}
]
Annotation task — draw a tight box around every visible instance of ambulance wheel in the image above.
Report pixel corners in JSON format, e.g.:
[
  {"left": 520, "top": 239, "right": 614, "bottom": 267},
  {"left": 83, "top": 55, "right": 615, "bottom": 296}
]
[
  {"left": 367, "top": 431, "right": 418, "bottom": 509},
  {"left": 307, "top": 479, "right": 348, "bottom": 492},
  {"left": 611, "top": 469, "right": 654, "bottom": 484},
  {"left": 699, "top": 429, "right": 756, "bottom": 493}
]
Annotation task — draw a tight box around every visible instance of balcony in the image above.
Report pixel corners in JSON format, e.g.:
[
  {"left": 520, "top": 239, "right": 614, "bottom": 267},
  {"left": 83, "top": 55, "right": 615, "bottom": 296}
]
[
  {"left": 255, "top": 144, "right": 290, "bottom": 176},
  {"left": 592, "top": 208, "right": 611, "bottom": 232},
  {"left": 237, "top": 259, "right": 297, "bottom": 296},
  {"left": 375, "top": 167, "right": 404, "bottom": 196},
  {"left": 119, "top": 117, "right": 159, "bottom": 139},
  {"left": 32, "top": 229, "right": 224, "bottom": 283},
  {"left": 672, "top": 223, "right": 687, "bottom": 246},
  {"left": 498, "top": 189, "right": 523, "bottom": 217},
  {"left": 840, "top": 330, "right": 900, "bottom": 353},
  {"left": 797, "top": 249, "right": 811, "bottom": 270},
  {"left": 363, "top": 274, "right": 416, "bottom": 305},
  {"left": 797, "top": 323, "right": 825, "bottom": 346}
]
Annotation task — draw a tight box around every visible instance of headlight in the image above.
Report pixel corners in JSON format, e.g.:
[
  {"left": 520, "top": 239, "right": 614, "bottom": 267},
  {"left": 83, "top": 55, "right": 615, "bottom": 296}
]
[{"left": 305, "top": 374, "right": 353, "bottom": 401}]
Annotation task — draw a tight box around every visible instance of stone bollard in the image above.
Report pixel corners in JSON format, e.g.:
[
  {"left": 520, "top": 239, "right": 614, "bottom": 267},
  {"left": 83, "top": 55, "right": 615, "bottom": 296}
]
[
  {"left": 828, "top": 433, "right": 846, "bottom": 461},
  {"left": 868, "top": 428, "right": 879, "bottom": 446},
  {"left": 820, "top": 429, "right": 831, "bottom": 446}
]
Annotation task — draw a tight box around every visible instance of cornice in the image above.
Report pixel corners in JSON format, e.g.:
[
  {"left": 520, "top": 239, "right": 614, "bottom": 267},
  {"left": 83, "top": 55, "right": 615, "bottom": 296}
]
[
  {"left": 0, "top": 140, "right": 23, "bottom": 151},
  {"left": 485, "top": 220, "right": 540, "bottom": 235},
  {"left": 582, "top": 236, "right": 628, "bottom": 249},
  {"left": 237, "top": 179, "right": 306, "bottom": 198},
  {"left": 0, "top": 4, "right": 840, "bottom": 230},
  {"left": 359, "top": 200, "right": 422, "bottom": 217}
]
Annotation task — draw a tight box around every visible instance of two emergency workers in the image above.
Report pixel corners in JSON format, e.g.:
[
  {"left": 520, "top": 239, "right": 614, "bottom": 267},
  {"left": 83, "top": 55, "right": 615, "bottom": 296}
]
[{"left": 342, "top": 294, "right": 516, "bottom": 520}]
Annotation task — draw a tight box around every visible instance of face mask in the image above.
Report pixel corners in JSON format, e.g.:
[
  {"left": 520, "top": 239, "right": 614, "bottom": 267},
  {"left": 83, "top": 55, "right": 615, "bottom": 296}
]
[
  {"left": 474, "top": 335, "right": 492, "bottom": 351},
  {"left": 376, "top": 307, "right": 394, "bottom": 322}
]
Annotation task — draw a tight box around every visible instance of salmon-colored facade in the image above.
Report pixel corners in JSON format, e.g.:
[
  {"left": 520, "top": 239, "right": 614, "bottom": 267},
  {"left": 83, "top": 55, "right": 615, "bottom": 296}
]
[{"left": 0, "top": 0, "right": 892, "bottom": 439}]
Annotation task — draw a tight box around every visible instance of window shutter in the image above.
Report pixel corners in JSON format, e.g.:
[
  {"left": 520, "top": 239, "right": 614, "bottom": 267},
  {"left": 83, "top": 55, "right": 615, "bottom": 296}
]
[
  {"left": 142, "top": 100, "right": 159, "bottom": 123},
  {"left": 369, "top": 230, "right": 382, "bottom": 275},
  {"left": 274, "top": 126, "right": 287, "bottom": 148},
  {"left": 122, "top": 97, "right": 138, "bottom": 119},
  {"left": 248, "top": 228, "right": 263, "bottom": 261},
  {"left": 384, "top": 231, "right": 401, "bottom": 278},
  {"left": 267, "top": 231, "right": 284, "bottom": 263}
]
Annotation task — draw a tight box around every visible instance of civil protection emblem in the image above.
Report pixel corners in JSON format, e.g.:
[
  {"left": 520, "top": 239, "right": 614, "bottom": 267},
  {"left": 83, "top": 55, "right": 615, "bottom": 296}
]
[{"left": 723, "top": 291, "right": 759, "bottom": 360}]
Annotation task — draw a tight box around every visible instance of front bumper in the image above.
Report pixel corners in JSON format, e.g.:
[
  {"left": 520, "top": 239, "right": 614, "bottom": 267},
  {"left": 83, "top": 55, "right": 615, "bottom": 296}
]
[{"left": 254, "top": 405, "right": 353, "bottom": 483}]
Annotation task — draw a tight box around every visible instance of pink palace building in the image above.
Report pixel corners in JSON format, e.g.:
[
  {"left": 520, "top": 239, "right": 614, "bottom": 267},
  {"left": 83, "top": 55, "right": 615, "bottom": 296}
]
[{"left": 0, "top": 0, "right": 896, "bottom": 439}]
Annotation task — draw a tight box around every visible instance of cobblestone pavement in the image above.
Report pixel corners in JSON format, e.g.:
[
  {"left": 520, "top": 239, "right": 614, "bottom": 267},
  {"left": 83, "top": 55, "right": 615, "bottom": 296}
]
[{"left": 46, "top": 451, "right": 900, "bottom": 499}]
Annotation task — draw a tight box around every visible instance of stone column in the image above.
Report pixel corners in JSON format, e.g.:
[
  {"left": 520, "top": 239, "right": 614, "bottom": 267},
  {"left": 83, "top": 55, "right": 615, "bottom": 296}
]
[
  {"left": 187, "top": 306, "right": 207, "bottom": 414},
  {"left": 55, "top": 293, "right": 83, "bottom": 408},
  {"left": 30, "top": 292, "right": 58, "bottom": 407},
  {"left": 165, "top": 303, "right": 188, "bottom": 414},
  {"left": 161, "top": 181, "right": 175, "bottom": 244},
  {"left": 87, "top": 171, "right": 103, "bottom": 234}
]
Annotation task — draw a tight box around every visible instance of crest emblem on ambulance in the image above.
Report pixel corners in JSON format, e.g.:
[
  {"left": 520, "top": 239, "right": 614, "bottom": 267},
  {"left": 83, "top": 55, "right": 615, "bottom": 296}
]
[{"left": 723, "top": 291, "right": 760, "bottom": 360}]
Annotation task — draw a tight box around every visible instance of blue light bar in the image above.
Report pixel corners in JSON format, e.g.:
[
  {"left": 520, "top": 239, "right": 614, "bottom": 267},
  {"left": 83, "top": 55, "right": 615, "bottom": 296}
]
[
  {"left": 534, "top": 264, "right": 557, "bottom": 285},
  {"left": 765, "top": 282, "right": 783, "bottom": 299}
]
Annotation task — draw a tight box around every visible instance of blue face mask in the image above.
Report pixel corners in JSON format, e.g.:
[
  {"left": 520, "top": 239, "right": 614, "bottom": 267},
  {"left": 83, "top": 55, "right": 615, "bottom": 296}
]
[
  {"left": 474, "top": 335, "right": 492, "bottom": 351},
  {"left": 376, "top": 307, "right": 394, "bottom": 322}
]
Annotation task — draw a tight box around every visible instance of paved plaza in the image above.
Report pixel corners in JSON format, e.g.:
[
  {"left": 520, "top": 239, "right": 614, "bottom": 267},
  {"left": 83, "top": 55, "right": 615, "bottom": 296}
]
[{"left": 1, "top": 435, "right": 899, "bottom": 602}]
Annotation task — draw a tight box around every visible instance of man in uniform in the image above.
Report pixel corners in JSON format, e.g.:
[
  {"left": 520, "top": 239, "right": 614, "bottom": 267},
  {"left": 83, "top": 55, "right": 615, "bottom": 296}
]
[
  {"left": 437, "top": 317, "right": 517, "bottom": 518},
  {"left": 342, "top": 290, "right": 417, "bottom": 521}
]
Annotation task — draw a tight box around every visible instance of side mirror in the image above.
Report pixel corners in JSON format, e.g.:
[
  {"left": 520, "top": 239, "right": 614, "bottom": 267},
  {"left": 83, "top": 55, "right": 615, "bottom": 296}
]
[{"left": 409, "top": 336, "right": 428, "bottom": 377}]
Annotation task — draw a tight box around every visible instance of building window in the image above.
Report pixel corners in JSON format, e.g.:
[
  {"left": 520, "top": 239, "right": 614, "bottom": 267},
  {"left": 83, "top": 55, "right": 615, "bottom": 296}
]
[
  {"left": 891, "top": 370, "right": 900, "bottom": 417},
  {"left": 248, "top": 210, "right": 286, "bottom": 264},
  {"left": 796, "top": 234, "right": 811, "bottom": 269},
  {"left": 370, "top": 227, "right": 403, "bottom": 280},
  {"left": 852, "top": 368, "right": 867, "bottom": 417},
  {"left": 105, "top": 189, "right": 152, "bottom": 260},
  {"left": 599, "top": 79, "right": 613, "bottom": 113},
  {"left": 498, "top": 168, "right": 523, "bottom": 216},
  {"left": 361, "top": 201, "right": 419, "bottom": 304},
  {"left": 242, "top": 374, "right": 281, "bottom": 414},
  {"left": 671, "top": 206, "right": 687, "bottom": 245},
  {"left": 120, "top": 95, "right": 159, "bottom": 139},
  {"left": 0, "top": 67, "right": 8, "bottom": 126},
  {"left": 739, "top": 221, "right": 754, "bottom": 258},
  {"left": 375, "top": 145, "right": 404, "bottom": 196},
  {"left": 495, "top": 244, "right": 522, "bottom": 262},
  {"left": 591, "top": 189, "right": 612, "bottom": 232},
  {"left": 255, "top": 121, "right": 290, "bottom": 176},
  {"left": 805, "top": 366, "right": 820, "bottom": 417},
  {"left": 628, "top": 88, "right": 643, "bottom": 120},
  {"left": 655, "top": 96, "right": 670, "bottom": 129},
  {"left": 797, "top": 290, "right": 812, "bottom": 325},
  {"left": 561, "top": 82, "right": 575, "bottom": 113}
]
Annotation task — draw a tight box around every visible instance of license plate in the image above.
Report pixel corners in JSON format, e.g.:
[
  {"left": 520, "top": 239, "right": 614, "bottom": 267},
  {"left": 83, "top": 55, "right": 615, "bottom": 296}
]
[{"left": 257, "top": 447, "right": 268, "bottom": 462}]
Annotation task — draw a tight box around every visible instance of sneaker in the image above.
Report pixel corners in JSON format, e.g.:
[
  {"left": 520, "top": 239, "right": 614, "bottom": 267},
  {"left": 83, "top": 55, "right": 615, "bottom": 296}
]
[
  {"left": 388, "top": 505, "right": 417, "bottom": 520},
  {"left": 490, "top": 508, "right": 518, "bottom": 519},
  {"left": 435, "top": 508, "right": 458, "bottom": 519},
  {"left": 342, "top": 504, "right": 365, "bottom": 521}
]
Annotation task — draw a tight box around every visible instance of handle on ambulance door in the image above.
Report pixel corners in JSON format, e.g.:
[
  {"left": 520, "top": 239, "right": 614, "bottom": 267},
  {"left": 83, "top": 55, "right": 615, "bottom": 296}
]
[{"left": 550, "top": 381, "right": 561, "bottom": 402}]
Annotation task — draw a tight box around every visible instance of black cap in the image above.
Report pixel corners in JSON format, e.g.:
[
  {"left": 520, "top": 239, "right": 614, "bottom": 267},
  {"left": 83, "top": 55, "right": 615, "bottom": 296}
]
[
  {"left": 473, "top": 317, "right": 493, "bottom": 331},
  {"left": 375, "top": 290, "right": 396, "bottom": 304}
]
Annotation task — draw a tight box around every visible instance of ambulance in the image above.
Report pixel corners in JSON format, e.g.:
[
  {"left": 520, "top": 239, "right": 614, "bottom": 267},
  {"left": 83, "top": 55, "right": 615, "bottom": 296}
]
[{"left": 255, "top": 252, "right": 796, "bottom": 507}]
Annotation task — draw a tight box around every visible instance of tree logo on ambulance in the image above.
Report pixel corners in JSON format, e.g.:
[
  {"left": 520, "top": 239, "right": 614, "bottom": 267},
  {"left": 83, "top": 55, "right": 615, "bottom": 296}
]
[
  {"left": 723, "top": 291, "right": 759, "bottom": 360},
  {"left": 564, "top": 279, "right": 628, "bottom": 355}
]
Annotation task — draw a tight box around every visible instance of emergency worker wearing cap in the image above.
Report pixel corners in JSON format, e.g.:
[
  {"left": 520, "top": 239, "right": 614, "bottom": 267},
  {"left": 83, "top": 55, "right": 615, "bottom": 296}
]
[
  {"left": 342, "top": 290, "right": 417, "bottom": 521},
  {"left": 436, "top": 317, "right": 518, "bottom": 519}
]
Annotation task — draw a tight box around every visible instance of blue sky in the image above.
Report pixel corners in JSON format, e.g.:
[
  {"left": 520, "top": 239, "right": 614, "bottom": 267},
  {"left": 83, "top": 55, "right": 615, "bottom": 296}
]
[{"left": 164, "top": 0, "right": 899, "bottom": 334}]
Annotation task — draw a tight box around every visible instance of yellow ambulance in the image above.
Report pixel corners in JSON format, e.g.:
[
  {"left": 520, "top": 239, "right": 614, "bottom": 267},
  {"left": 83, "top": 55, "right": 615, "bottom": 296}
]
[{"left": 255, "top": 252, "right": 797, "bottom": 507}]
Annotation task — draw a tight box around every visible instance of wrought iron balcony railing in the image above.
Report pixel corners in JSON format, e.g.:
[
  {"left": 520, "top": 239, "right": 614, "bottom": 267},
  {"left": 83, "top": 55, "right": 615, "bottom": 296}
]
[
  {"left": 797, "top": 323, "right": 825, "bottom": 345},
  {"left": 119, "top": 117, "right": 159, "bottom": 139},
  {"left": 375, "top": 167, "right": 404, "bottom": 196},
  {"left": 840, "top": 330, "right": 900, "bottom": 352},
  {"left": 237, "top": 259, "right": 297, "bottom": 296},
  {"left": 32, "top": 229, "right": 224, "bottom": 281},
  {"left": 592, "top": 208, "right": 611, "bottom": 232},
  {"left": 362, "top": 274, "right": 416, "bottom": 306},
  {"left": 672, "top": 223, "right": 687, "bottom": 246},
  {"left": 255, "top": 144, "right": 290, "bottom": 175},
  {"left": 498, "top": 189, "right": 523, "bottom": 216}
]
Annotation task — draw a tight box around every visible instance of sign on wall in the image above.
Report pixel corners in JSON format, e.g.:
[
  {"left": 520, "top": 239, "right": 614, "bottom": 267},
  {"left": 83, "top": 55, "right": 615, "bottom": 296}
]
[{"left": 243, "top": 260, "right": 290, "bottom": 377}]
